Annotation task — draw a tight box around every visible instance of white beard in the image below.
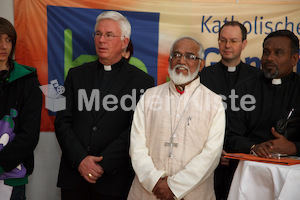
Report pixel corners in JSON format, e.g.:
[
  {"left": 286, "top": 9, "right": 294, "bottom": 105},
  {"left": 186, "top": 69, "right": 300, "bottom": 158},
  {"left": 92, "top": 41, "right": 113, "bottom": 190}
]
[
  {"left": 263, "top": 62, "right": 279, "bottom": 79},
  {"left": 168, "top": 64, "right": 200, "bottom": 85},
  {"left": 264, "top": 68, "right": 279, "bottom": 79}
]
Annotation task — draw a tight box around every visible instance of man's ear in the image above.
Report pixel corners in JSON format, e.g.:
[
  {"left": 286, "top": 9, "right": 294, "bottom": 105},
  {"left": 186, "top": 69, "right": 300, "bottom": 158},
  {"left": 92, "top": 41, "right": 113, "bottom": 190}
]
[
  {"left": 122, "top": 37, "right": 130, "bottom": 50},
  {"left": 199, "top": 59, "right": 205, "bottom": 72},
  {"left": 241, "top": 39, "right": 247, "bottom": 50},
  {"left": 291, "top": 53, "right": 299, "bottom": 67}
]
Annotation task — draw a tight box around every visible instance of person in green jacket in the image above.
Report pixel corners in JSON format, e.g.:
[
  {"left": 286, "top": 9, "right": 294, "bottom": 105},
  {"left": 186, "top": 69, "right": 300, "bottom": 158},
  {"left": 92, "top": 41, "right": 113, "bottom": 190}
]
[{"left": 0, "top": 17, "right": 42, "bottom": 200}]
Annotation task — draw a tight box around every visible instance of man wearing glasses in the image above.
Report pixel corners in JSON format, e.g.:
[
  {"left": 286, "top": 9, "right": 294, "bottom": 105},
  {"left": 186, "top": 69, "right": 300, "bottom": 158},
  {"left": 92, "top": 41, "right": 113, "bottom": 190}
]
[
  {"left": 128, "top": 36, "right": 225, "bottom": 200},
  {"left": 199, "top": 21, "right": 260, "bottom": 200},
  {"left": 55, "top": 11, "right": 154, "bottom": 200}
]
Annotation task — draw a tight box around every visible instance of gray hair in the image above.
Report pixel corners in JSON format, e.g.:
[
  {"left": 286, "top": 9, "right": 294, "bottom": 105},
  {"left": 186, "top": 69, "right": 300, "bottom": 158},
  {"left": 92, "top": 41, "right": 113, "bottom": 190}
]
[
  {"left": 94, "top": 11, "right": 131, "bottom": 40},
  {"left": 170, "top": 36, "right": 205, "bottom": 59}
]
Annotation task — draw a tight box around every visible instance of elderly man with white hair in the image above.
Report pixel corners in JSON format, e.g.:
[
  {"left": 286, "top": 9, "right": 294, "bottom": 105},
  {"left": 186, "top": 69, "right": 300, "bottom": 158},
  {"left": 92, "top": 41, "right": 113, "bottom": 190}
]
[
  {"left": 55, "top": 11, "right": 154, "bottom": 200},
  {"left": 128, "top": 36, "right": 225, "bottom": 200}
]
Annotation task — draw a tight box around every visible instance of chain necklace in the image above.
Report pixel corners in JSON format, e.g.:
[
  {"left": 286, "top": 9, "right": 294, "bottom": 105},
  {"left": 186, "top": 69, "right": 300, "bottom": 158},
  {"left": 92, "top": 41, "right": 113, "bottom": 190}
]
[{"left": 165, "top": 83, "right": 200, "bottom": 158}]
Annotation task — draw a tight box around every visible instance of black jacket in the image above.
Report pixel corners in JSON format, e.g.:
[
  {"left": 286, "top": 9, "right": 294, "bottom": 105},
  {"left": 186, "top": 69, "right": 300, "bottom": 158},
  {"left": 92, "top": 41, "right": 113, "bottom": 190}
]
[
  {"left": 0, "top": 61, "right": 42, "bottom": 186},
  {"left": 200, "top": 61, "right": 261, "bottom": 97},
  {"left": 55, "top": 58, "right": 154, "bottom": 197},
  {"left": 226, "top": 72, "right": 300, "bottom": 156},
  {"left": 200, "top": 61, "right": 260, "bottom": 148}
]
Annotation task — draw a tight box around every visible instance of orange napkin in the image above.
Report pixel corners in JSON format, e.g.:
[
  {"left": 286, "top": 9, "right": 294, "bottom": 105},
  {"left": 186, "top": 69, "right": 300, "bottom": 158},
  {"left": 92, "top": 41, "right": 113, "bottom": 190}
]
[{"left": 225, "top": 153, "right": 300, "bottom": 165}]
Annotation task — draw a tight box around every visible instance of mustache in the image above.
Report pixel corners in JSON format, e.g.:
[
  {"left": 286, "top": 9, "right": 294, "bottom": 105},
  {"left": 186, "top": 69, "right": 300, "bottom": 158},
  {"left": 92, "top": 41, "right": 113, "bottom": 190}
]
[
  {"left": 173, "top": 64, "right": 189, "bottom": 71},
  {"left": 263, "top": 61, "right": 278, "bottom": 68}
]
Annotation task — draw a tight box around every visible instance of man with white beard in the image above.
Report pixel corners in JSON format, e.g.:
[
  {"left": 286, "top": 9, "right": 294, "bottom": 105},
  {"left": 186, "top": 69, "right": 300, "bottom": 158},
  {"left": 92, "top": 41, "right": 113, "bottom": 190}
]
[{"left": 127, "top": 36, "right": 225, "bottom": 200}]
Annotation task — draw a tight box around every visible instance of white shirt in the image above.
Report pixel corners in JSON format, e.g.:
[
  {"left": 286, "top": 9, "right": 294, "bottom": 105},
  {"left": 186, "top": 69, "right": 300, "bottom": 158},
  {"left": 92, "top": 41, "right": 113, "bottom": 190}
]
[{"left": 128, "top": 77, "right": 225, "bottom": 200}]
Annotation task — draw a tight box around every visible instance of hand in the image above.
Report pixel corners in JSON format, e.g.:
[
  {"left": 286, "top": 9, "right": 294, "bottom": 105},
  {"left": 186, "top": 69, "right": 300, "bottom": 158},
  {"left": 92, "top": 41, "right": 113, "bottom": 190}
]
[
  {"left": 220, "top": 150, "right": 230, "bottom": 166},
  {"left": 269, "top": 127, "right": 297, "bottom": 155},
  {"left": 252, "top": 142, "right": 272, "bottom": 158},
  {"left": 78, "top": 156, "right": 104, "bottom": 183},
  {"left": 153, "top": 177, "right": 174, "bottom": 200},
  {"left": 253, "top": 127, "right": 297, "bottom": 158}
]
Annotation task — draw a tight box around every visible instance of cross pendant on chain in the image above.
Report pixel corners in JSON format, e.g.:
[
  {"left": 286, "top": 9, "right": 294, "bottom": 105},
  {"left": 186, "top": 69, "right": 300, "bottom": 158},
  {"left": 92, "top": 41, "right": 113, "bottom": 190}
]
[{"left": 165, "top": 136, "right": 178, "bottom": 158}]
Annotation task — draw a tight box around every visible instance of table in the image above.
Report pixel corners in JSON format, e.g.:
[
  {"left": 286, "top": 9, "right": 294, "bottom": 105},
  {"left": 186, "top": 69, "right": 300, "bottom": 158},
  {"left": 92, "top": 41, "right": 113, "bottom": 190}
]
[{"left": 228, "top": 160, "right": 300, "bottom": 200}]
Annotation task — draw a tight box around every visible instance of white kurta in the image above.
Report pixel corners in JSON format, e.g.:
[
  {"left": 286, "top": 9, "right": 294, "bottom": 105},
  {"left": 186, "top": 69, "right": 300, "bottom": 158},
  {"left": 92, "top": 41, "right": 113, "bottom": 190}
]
[{"left": 128, "top": 77, "right": 225, "bottom": 200}]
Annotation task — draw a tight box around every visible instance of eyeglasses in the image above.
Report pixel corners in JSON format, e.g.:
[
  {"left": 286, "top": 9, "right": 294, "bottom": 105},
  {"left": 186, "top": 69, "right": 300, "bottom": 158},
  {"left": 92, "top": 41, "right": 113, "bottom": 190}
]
[
  {"left": 170, "top": 52, "right": 201, "bottom": 62},
  {"left": 93, "top": 32, "right": 122, "bottom": 41},
  {"left": 218, "top": 38, "right": 242, "bottom": 46}
]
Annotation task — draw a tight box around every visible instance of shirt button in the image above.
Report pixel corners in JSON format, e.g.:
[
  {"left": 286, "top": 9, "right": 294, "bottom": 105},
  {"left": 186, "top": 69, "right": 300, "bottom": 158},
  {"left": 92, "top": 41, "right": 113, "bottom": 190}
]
[{"left": 92, "top": 126, "right": 97, "bottom": 131}]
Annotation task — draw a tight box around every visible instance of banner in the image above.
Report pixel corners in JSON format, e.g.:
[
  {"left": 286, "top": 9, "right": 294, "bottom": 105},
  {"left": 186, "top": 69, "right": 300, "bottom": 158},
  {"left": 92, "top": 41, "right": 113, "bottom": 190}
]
[{"left": 14, "top": 0, "right": 300, "bottom": 131}]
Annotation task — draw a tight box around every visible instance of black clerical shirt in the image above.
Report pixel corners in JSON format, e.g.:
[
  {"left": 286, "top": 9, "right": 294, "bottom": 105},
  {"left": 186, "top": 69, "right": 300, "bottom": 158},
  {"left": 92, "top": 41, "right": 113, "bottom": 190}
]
[
  {"left": 200, "top": 61, "right": 260, "bottom": 97},
  {"left": 96, "top": 58, "right": 123, "bottom": 115},
  {"left": 226, "top": 72, "right": 300, "bottom": 156},
  {"left": 97, "top": 59, "right": 122, "bottom": 94},
  {"left": 221, "top": 62, "right": 240, "bottom": 92}
]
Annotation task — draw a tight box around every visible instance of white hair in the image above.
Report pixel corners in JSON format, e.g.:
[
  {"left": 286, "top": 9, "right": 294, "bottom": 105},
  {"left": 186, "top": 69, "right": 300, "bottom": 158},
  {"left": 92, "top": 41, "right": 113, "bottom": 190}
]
[
  {"left": 170, "top": 36, "right": 205, "bottom": 59},
  {"left": 94, "top": 11, "right": 131, "bottom": 40}
]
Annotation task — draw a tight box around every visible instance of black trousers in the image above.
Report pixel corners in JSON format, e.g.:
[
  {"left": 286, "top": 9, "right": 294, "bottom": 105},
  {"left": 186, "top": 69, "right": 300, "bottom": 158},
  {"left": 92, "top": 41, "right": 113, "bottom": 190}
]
[
  {"left": 214, "top": 160, "right": 239, "bottom": 200},
  {"left": 10, "top": 185, "right": 26, "bottom": 200},
  {"left": 61, "top": 186, "right": 126, "bottom": 200}
]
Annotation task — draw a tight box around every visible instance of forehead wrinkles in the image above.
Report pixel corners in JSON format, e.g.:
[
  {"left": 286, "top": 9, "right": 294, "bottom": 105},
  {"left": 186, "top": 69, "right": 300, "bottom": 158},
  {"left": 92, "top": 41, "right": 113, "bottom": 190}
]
[
  {"left": 173, "top": 39, "right": 199, "bottom": 54},
  {"left": 97, "top": 19, "right": 121, "bottom": 34}
]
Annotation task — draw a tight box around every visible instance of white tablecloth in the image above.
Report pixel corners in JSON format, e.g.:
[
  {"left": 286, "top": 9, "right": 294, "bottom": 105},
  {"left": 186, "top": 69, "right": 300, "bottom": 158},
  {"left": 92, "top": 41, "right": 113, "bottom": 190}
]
[{"left": 228, "top": 160, "right": 300, "bottom": 200}]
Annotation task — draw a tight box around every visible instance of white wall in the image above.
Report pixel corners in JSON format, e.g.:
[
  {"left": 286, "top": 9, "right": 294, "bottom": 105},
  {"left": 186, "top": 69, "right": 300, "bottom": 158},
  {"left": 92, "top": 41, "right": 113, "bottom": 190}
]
[
  {"left": 27, "top": 132, "right": 61, "bottom": 200},
  {"left": 0, "top": 2, "right": 62, "bottom": 199},
  {"left": 0, "top": 0, "right": 14, "bottom": 24}
]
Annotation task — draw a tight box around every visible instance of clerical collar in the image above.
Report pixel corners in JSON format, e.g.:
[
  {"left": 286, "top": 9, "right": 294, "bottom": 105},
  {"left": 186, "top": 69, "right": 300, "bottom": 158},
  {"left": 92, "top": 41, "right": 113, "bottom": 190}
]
[
  {"left": 221, "top": 61, "right": 241, "bottom": 73},
  {"left": 227, "top": 66, "right": 236, "bottom": 72},
  {"left": 263, "top": 71, "right": 294, "bottom": 86},
  {"left": 272, "top": 78, "right": 282, "bottom": 85},
  {"left": 104, "top": 65, "right": 112, "bottom": 71},
  {"left": 98, "top": 58, "right": 124, "bottom": 71}
]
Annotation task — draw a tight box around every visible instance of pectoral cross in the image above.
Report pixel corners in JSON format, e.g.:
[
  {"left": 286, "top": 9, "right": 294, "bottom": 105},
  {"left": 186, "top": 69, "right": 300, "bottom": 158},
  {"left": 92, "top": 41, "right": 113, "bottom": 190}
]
[{"left": 165, "top": 136, "right": 178, "bottom": 158}]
